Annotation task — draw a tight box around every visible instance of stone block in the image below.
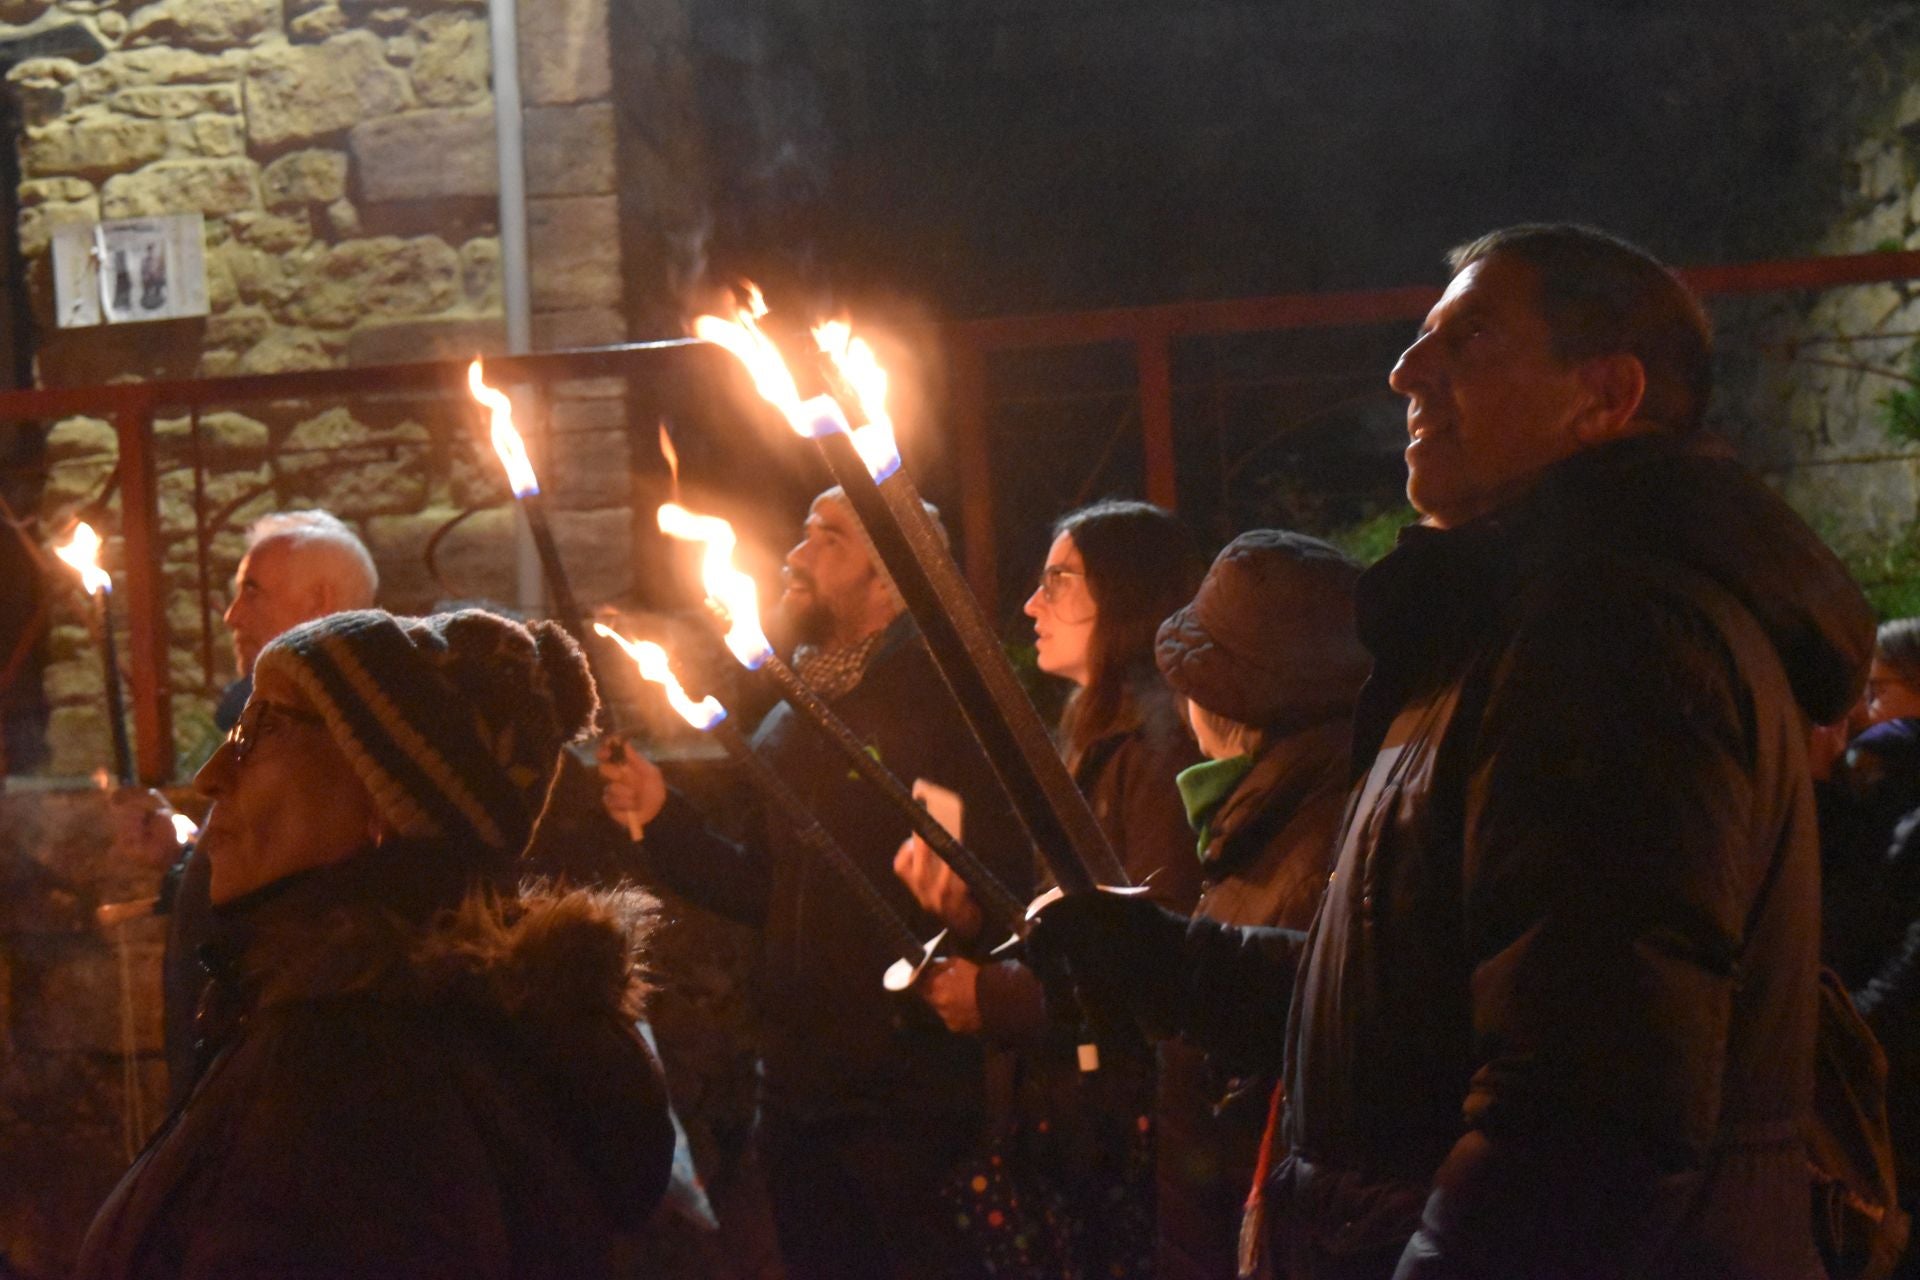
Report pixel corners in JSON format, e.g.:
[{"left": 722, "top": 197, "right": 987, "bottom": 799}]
[
  {"left": 236, "top": 327, "right": 337, "bottom": 373},
  {"left": 411, "top": 10, "right": 489, "bottom": 107},
  {"left": 43, "top": 455, "right": 116, "bottom": 511},
  {"left": 225, "top": 208, "right": 312, "bottom": 252},
  {"left": 532, "top": 306, "right": 625, "bottom": 350},
  {"left": 101, "top": 158, "right": 258, "bottom": 218},
  {"left": 43, "top": 658, "right": 103, "bottom": 705},
  {"left": 448, "top": 444, "right": 509, "bottom": 508},
  {"left": 23, "top": 113, "right": 168, "bottom": 178},
  {"left": 46, "top": 416, "right": 117, "bottom": 462},
  {"left": 324, "top": 196, "right": 361, "bottom": 237},
  {"left": 127, "top": 0, "right": 281, "bottom": 50},
  {"left": 546, "top": 422, "right": 632, "bottom": 510},
  {"left": 166, "top": 113, "right": 246, "bottom": 158},
  {"left": 518, "top": 0, "right": 610, "bottom": 105},
  {"left": 345, "top": 313, "right": 504, "bottom": 366},
  {"left": 290, "top": 2, "right": 347, "bottom": 39},
  {"left": 547, "top": 505, "right": 631, "bottom": 602},
  {"left": 108, "top": 83, "right": 242, "bottom": 118},
  {"left": 459, "top": 236, "right": 499, "bottom": 309},
  {"left": 244, "top": 30, "right": 412, "bottom": 149},
  {"left": 72, "top": 47, "right": 237, "bottom": 108},
  {"left": 10, "top": 58, "right": 76, "bottom": 128},
  {"left": 260, "top": 147, "right": 346, "bottom": 208},
  {"left": 349, "top": 106, "right": 497, "bottom": 203},
  {"left": 200, "top": 305, "right": 275, "bottom": 352},
  {"left": 19, "top": 193, "right": 100, "bottom": 258},
  {"left": 45, "top": 703, "right": 111, "bottom": 778},
  {"left": 157, "top": 463, "right": 271, "bottom": 537},
  {"left": 294, "top": 235, "right": 460, "bottom": 327},
  {"left": 276, "top": 408, "right": 430, "bottom": 518},
  {"left": 551, "top": 394, "right": 625, "bottom": 435},
  {"left": 528, "top": 195, "right": 619, "bottom": 311},
  {"left": 366, "top": 503, "right": 516, "bottom": 611},
  {"left": 524, "top": 103, "right": 614, "bottom": 197}
]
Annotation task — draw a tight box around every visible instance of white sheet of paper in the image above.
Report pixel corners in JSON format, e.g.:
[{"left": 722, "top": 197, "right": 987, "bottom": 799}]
[{"left": 911, "top": 778, "right": 963, "bottom": 843}]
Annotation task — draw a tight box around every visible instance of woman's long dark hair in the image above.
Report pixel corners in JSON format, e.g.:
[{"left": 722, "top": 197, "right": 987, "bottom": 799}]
[{"left": 1052, "top": 500, "right": 1202, "bottom": 769}]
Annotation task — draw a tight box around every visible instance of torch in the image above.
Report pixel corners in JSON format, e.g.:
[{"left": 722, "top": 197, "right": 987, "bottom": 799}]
[
  {"left": 54, "top": 520, "right": 132, "bottom": 785},
  {"left": 655, "top": 500, "right": 1028, "bottom": 936},
  {"left": 693, "top": 300, "right": 1125, "bottom": 896},
  {"left": 468, "top": 359, "right": 588, "bottom": 647},
  {"left": 595, "top": 623, "right": 946, "bottom": 992}
]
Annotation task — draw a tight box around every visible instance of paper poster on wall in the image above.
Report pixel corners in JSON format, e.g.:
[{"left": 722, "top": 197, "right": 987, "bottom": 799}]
[{"left": 51, "top": 214, "right": 209, "bottom": 329}]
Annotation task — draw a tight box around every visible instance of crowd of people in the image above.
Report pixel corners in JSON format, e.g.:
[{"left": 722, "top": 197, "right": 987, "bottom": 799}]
[{"left": 71, "top": 222, "right": 1920, "bottom": 1278}]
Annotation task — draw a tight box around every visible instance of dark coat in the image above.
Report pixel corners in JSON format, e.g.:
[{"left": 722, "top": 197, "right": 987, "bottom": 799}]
[
  {"left": 1157, "top": 716, "right": 1351, "bottom": 1280},
  {"left": 1165, "top": 436, "right": 1874, "bottom": 1280},
  {"left": 76, "top": 852, "right": 674, "bottom": 1280}
]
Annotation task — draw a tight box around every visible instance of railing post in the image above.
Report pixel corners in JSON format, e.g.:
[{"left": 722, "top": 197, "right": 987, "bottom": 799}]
[
  {"left": 949, "top": 339, "right": 998, "bottom": 612},
  {"left": 1136, "top": 329, "right": 1176, "bottom": 510},
  {"left": 116, "top": 393, "right": 171, "bottom": 784}
]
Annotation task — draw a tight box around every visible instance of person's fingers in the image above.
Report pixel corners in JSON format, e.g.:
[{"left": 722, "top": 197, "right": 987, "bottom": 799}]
[{"left": 602, "top": 783, "right": 636, "bottom": 816}]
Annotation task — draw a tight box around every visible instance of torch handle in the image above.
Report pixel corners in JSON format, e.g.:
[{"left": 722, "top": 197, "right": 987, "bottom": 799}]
[
  {"left": 520, "top": 494, "right": 588, "bottom": 648},
  {"left": 762, "top": 654, "right": 1027, "bottom": 934},
  {"left": 811, "top": 430, "right": 1125, "bottom": 895},
  {"left": 712, "top": 720, "right": 932, "bottom": 967},
  {"left": 97, "top": 593, "right": 134, "bottom": 786}
]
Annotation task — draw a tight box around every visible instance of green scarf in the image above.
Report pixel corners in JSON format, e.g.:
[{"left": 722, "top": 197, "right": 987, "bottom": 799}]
[{"left": 1176, "top": 753, "right": 1255, "bottom": 864}]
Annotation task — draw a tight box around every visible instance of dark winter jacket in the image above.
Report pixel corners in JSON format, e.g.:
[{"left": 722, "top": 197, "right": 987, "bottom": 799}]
[
  {"left": 1165, "top": 434, "right": 1874, "bottom": 1280},
  {"left": 638, "top": 612, "right": 1029, "bottom": 1129},
  {"left": 975, "top": 674, "right": 1203, "bottom": 1043},
  {"left": 1157, "top": 716, "right": 1351, "bottom": 1280},
  {"left": 76, "top": 850, "right": 674, "bottom": 1280}
]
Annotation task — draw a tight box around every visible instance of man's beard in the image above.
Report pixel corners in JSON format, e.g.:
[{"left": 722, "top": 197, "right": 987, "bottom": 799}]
[{"left": 777, "top": 576, "right": 834, "bottom": 648}]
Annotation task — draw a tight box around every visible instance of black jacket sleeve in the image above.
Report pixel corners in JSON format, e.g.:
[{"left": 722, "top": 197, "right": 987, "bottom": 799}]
[{"left": 631, "top": 788, "right": 774, "bottom": 928}]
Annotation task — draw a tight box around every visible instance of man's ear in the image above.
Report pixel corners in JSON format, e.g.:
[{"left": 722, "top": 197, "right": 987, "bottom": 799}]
[{"left": 1572, "top": 353, "right": 1648, "bottom": 444}]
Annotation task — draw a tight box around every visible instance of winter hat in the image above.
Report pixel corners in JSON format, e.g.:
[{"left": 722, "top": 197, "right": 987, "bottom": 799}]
[
  {"left": 253, "top": 608, "right": 598, "bottom": 860},
  {"left": 1155, "top": 530, "right": 1369, "bottom": 731}
]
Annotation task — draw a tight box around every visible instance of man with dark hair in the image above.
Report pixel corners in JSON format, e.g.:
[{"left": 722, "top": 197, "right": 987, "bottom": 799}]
[
  {"left": 1036, "top": 223, "right": 1875, "bottom": 1277},
  {"left": 599, "top": 488, "right": 1027, "bottom": 1279}
]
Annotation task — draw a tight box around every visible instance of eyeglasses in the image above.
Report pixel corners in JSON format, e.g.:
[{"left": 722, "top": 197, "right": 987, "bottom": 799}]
[
  {"left": 224, "top": 699, "right": 325, "bottom": 764},
  {"left": 1036, "top": 565, "right": 1087, "bottom": 605}
]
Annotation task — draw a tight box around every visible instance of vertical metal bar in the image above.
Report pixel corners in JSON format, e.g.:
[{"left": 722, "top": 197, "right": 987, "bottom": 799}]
[
  {"left": 116, "top": 395, "right": 170, "bottom": 784},
  {"left": 1136, "top": 331, "right": 1176, "bottom": 510},
  {"left": 190, "top": 404, "right": 213, "bottom": 690},
  {"left": 948, "top": 340, "right": 997, "bottom": 610}
]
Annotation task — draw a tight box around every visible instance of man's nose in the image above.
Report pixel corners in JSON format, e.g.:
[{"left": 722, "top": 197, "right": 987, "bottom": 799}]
[{"left": 1388, "top": 333, "right": 1434, "bottom": 397}]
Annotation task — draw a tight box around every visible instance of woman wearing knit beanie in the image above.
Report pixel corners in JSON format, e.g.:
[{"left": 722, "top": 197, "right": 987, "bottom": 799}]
[
  {"left": 76, "top": 609, "right": 674, "bottom": 1279},
  {"left": 1151, "top": 529, "right": 1369, "bottom": 1280}
]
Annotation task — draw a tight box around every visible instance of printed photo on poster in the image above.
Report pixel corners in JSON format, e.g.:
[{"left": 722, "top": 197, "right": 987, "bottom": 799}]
[{"left": 52, "top": 214, "right": 209, "bottom": 329}]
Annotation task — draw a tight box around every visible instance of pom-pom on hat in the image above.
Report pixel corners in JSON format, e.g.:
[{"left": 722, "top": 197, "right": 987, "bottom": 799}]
[
  {"left": 1155, "top": 530, "right": 1370, "bottom": 732},
  {"left": 253, "top": 609, "right": 598, "bottom": 861}
]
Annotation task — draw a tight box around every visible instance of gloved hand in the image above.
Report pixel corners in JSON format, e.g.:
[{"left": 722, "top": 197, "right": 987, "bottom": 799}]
[{"left": 1025, "top": 888, "right": 1192, "bottom": 1040}]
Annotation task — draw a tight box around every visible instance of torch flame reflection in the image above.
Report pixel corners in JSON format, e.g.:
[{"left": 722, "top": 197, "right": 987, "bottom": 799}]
[
  {"left": 468, "top": 358, "right": 541, "bottom": 498},
  {"left": 593, "top": 623, "right": 727, "bottom": 732},
  {"left": 813, "top": 321, "right": 902, "bottom": 481},
  {"left": 656, "top": 504, "right": 774, "bottom": 669},
  {"left": 55, "top": 521, "right": 112, "bottom": 596}
]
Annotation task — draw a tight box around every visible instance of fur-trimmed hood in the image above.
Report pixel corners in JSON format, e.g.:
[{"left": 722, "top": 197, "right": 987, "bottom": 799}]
[{"left": 199, "top": 846, "right": 672, "bottom": 1230}]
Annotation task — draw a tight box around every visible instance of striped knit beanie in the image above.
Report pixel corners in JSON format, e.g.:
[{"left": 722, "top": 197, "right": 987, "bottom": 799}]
[{"left": 252, "top": 608, "right": 598, "bottom": 860}]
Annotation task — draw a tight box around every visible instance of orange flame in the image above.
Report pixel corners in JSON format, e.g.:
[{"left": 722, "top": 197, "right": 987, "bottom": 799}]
[
  {"left": 54, "top": 521, "right": 111, "bottom": 596},
  {"left": 693, "top": 285, "right": 850, "bottom": 441},
  {"left": 593, "top": 623, "right": 726, "bottom": 731},
  {"left": 468, "top": 358, "right": 541, "bottom": 498},
  {"left": 813, "top": 322, "right": 902, "bottom": 480},
  {"left": 657, "top": 503, "right": 773, "bottom": 669}
]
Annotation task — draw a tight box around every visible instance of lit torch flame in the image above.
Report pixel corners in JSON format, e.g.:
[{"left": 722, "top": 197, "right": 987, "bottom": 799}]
[
  {"left": 593, "top": 623, "right": 727, "bottom": 732},
  {"left": 693, "top": 286, "right": 851, "bottom": 442},
  {"left": 656, "top": 503, "right": 774, "bottom": 669},
  {"left": 813, "top": 321, "right": 903, "bottom": 482},
  {"left": 658, "top": 421, "right": 681, "bottom": 505},
  {"left": 170, "top": 812, "right": 199, "bottom": 846},
  {"left": 54, "top": 521, "right": 112, "bottom": 596},
  {"left": 468, "top": 358, "right": 540, "bottom": 498}
]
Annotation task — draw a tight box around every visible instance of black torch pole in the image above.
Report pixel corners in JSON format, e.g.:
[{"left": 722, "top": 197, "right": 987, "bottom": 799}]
[
  {"left": 517, "top": 491, "right": 588, "bottom": 649},
  {"left": 807, "top": 427, "right": 1126, "bottom": 896},
  {"left": 710, "top": 716, "right": 944, "bottom": 991},
  {"left": 95, "top": 590, "right": 133, "bottom": 785},
  {"left": 757, "top": 650, "right": 1028, "bottom": 935}
]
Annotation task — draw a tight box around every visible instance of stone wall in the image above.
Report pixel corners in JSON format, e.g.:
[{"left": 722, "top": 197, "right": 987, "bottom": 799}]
[
  {"left": 1717, "top": 57, "right": 1920, "bottom": 606},
  {"left": 8, "top": 0, "right": 635, "bottom": 778}
]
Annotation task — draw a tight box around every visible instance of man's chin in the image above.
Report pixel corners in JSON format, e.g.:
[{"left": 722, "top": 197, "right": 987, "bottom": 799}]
[{"left": 776, "top": 593, "right": 831, "bottom": 647}]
